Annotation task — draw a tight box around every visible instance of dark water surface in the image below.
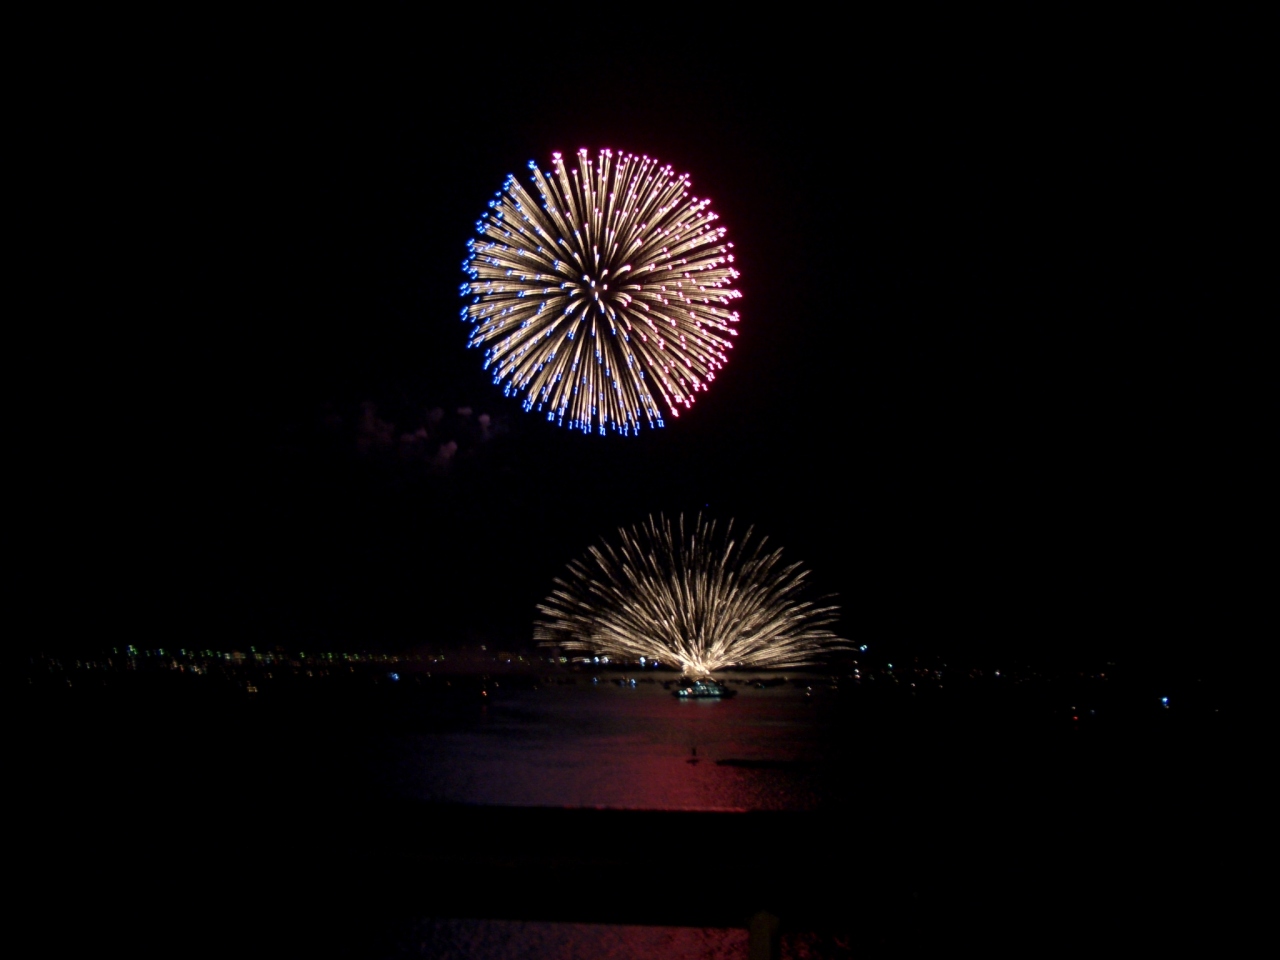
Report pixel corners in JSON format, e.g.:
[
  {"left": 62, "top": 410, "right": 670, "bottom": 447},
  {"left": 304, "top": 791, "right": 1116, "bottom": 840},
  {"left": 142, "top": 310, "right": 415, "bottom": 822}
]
[
  {"left": 373, "top": 678, "right": 832, "bottom": 810},
  {"left": 19, "top": 671, "right": 1245, "bottom": 957}
]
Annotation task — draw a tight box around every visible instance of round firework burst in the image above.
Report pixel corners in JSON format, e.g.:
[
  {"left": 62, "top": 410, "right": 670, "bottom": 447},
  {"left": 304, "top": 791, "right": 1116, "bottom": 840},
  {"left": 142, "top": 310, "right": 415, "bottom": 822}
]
[
  {"left": 534, "top": 514, "right": 847, "bottom": 678},
  {"left": 460, "top": 148, "right": 742, "bottom": 435}
]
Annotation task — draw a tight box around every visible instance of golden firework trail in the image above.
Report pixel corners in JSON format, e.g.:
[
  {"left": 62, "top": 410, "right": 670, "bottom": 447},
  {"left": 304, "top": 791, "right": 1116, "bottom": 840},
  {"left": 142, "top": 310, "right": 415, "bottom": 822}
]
[
  {"left": 534, "top": 514, "right": 847, "bottom": 678},
  {"left": 461, "top": 149, "right": 742, "bottom": 435}
]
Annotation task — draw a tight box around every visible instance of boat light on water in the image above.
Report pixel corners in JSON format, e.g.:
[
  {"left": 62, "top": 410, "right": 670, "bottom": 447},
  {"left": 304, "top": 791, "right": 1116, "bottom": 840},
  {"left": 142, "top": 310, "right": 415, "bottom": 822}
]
[{"left": 673, "top": 679, "right": 737, "bottom": 699}]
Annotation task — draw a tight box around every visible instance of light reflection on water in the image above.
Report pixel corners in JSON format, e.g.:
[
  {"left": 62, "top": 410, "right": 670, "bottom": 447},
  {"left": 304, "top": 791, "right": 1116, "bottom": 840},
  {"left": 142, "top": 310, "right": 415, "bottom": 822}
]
[
  {"left": 365, "top": 682, "right": 850, "bottom": 956},
  {"left": 391, "top": 919, "right": 853, "bottom": 960},
  {"left": 381, "top": 680, "right": 832, "bottom": 811}
]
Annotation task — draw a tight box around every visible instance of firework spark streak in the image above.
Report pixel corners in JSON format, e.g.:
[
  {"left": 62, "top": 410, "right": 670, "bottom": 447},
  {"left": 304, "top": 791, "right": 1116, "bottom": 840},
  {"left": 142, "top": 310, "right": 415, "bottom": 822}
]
[
  {"left": 461, "top": 149, "right": 742, "bottom": 435},
  {"left": 535, "top": 515, "right": 847, "bottom": 678}
]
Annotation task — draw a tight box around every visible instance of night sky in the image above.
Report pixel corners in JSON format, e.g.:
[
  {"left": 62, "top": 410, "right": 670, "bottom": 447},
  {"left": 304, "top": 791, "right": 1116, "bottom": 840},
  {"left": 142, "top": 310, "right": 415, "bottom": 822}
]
[{"left": 21, "top": 32, "right": 1248, "bottom": 674}]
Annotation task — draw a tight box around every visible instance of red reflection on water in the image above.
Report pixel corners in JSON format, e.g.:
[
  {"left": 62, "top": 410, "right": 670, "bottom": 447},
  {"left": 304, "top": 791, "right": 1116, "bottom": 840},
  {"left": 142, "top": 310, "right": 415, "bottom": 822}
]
[{"left": 390, "top": 681, "right": 827, "bottom": 811}]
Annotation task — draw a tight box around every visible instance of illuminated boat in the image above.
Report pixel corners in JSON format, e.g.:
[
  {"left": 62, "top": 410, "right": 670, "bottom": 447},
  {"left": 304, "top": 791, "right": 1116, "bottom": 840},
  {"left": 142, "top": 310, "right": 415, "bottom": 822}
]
[{"left": 673, "top": 678, "right": 737, "bottom": 699}]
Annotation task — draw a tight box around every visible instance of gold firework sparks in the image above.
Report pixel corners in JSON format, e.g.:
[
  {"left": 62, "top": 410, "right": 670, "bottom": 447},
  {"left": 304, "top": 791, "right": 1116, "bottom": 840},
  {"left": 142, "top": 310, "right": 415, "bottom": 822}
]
[
  {"left": 461, "top": 149, "right": 742, "bottom": 435},
  {"left": 535, "top": 514, "right": 847, "bottom": 678}
]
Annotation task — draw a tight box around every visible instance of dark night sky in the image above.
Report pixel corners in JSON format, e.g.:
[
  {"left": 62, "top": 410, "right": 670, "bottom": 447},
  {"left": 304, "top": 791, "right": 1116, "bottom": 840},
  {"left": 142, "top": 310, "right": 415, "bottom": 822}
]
[{"left": 19, "top": 28, "right": 1252, "bottom": 673}]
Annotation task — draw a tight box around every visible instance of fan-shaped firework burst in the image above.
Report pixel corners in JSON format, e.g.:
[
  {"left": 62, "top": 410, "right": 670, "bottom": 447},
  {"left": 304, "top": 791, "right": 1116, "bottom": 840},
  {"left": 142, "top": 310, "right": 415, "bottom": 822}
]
[
  {"left": 535, "top": 514, "right": 847, "bottom": 678},
  {"left": 461, "top": 148, "right": 742, "bottom": 435}
]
